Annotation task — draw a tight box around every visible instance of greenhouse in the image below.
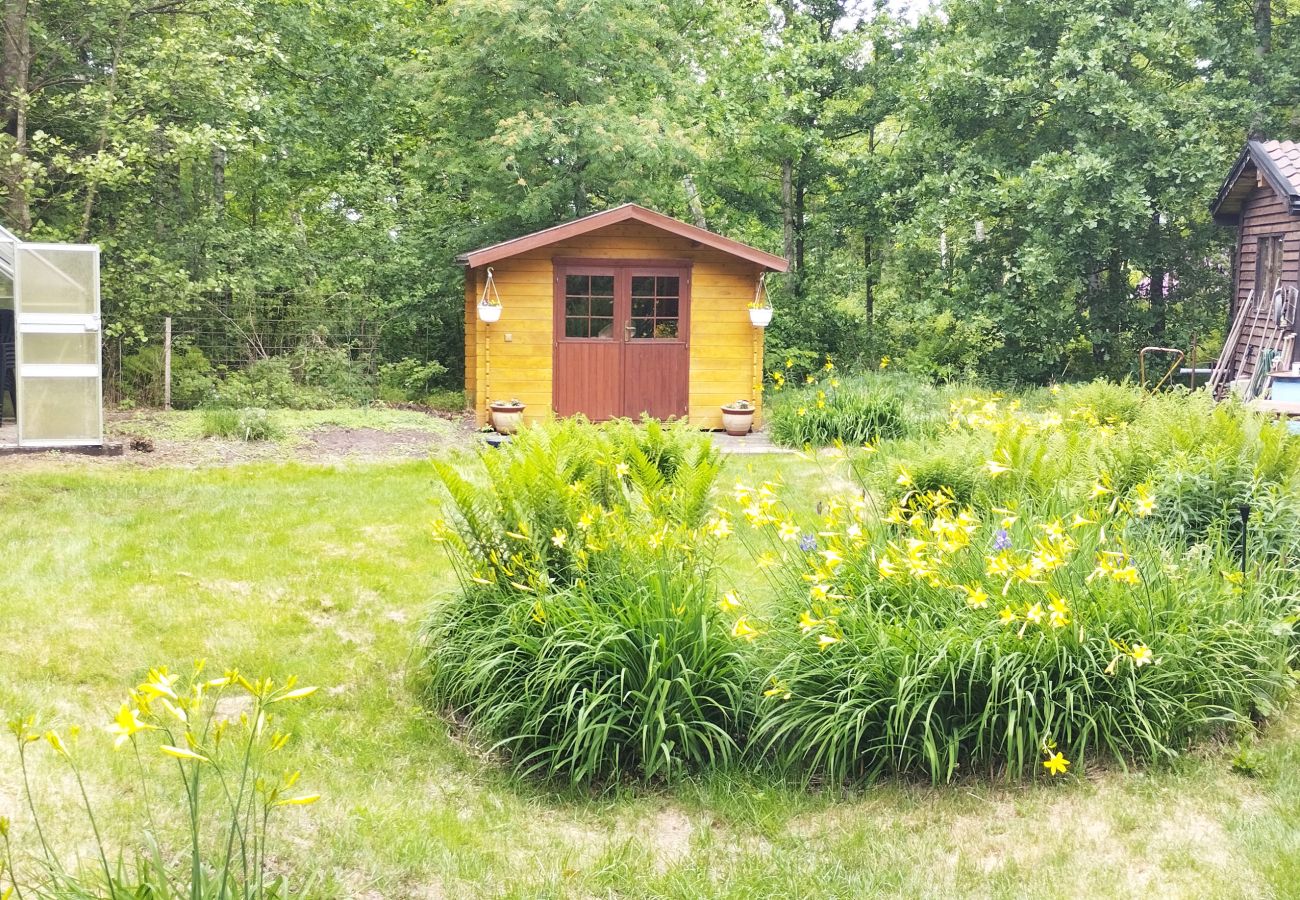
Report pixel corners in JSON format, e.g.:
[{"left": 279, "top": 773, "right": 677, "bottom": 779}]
[{"left": 0, "top": 225, "right": 103, "bottom": 448}]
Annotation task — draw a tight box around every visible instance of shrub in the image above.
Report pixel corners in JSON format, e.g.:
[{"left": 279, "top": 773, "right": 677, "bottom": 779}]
[
  {"left": 420, "top": 419, "right": 752, "bottom": 783},
  {"left": 119, "top": 344, "right": 215, "bottom": 409},
  {"left": 731, "top": 478, "right": 1298, "bottom": 784},
  {"left": 767, "top": 374, "right": 920, "bottom": 447},
  {"left": 288, "top": 338, "right": 371, "bottom": 405},
  {"left": 377, "top": 357, "right": 449, "bottom": 403},
  {"left": 1055, "top": 378, "right": 1144, "bottom": 425},
  {"left": 210, "top": 357, "right": 334, "bottom": 410},
  {"left": 201, "top": 407, "right": 282, "bottom": 441},
  {"left": 1, "top": 664, "right": 321, "bottom": 897}
]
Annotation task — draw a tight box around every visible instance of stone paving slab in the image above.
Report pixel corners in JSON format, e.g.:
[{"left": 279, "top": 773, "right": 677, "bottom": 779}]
[{"left": 709, "top": 430, "right": 795, "bottom": 454}]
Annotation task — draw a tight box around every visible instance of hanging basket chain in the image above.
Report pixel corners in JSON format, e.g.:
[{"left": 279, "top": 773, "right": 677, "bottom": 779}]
[
  {"left": 479, "top": 267, "right": 503, "bottom": 307},
  {"left": 752, "top": 272, "right": 771, "bottom": 309}
]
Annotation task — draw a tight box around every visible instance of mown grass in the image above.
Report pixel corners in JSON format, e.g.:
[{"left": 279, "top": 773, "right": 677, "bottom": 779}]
[{"left": 1, "top": 454, "right": 1299, "bottom": 897}]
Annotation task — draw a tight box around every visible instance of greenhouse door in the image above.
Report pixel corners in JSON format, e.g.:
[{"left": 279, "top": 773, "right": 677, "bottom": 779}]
[{"left": 14, "top": 245, "right": 103, "bottom": 447}]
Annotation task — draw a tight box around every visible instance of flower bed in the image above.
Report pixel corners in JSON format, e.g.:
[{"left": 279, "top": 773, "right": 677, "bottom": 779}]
[{"left": 423, "top": 394, "right": 1300, "bottom": 787}]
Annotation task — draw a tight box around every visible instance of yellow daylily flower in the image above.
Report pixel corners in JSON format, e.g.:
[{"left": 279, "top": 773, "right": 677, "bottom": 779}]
[
  {"left": 763, "top": 678, "right": 791, "bottom": 700},
  {"left": 1132, "top": 484, "right": 1156, "bottom": 517},
  {"left": 731, "top": 617, "right": 760, "bottom": 641},
  {"left": 960, "top": 583, "right": 990, "bottom": 609},
  {"left": 159, "top": 744, "right": 209, "bottom": 763},
  {"left": 1042, "top": 752, "right": 1070, "bottom": 776},
  {"left": 718, "top": 591, "right": 742, "bottom": 613},
  {"left": 1130, "top": 643, "right": 1155, "bottom": 667},
  {"left": 798, "top": 610, "right": 823, "bottom": 634},
  {"left": 107, "top": 705, "right": 155, "bottom": 750}
]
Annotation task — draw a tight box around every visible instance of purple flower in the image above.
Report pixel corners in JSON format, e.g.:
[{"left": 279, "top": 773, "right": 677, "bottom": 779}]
[
  {"left": 993, "top": 529, "right": 1011, "bottom": 551},
  {"left": 799, "top": 534, "right": 817, "bottom": 552}
]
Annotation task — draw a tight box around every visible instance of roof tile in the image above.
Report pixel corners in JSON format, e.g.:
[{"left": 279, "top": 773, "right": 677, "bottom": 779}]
[{"left": 1260, "top": 140, "right": 1300, "bottom": 190}]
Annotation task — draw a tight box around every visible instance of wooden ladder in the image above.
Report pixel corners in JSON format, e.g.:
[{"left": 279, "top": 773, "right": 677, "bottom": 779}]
[{"left": 1207, "top": 289, "right": 1254, "bottom": 397}]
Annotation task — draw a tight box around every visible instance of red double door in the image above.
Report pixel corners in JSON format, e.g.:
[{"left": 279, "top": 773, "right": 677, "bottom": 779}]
[{"left": 552, "top": 260, "right": 690, "bottom": 421}]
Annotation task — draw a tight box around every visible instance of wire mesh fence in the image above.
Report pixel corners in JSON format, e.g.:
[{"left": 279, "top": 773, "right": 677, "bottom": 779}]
[{"left": 104, "top": 292, "right": 457, "bottom": 409}]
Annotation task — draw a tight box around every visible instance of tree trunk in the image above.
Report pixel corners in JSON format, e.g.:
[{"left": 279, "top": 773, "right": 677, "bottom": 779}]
[
  {"left": 864, "top": 232, "right": 874, "bottom": 334},
  {"left": 682, "top": 174, "right": 706, "bottom": 229},
  {"left": 781, "top": 157, "right": 795, "bottom": 267},
  {"left": 1, "top": 0, "right": 32, "bottom": 234},
  {"left": 1149, "top": 213, "right": 1166, "bottom": 341},
  {"left": 212, "top": 144, "right": 227, "bottom": 216},
  {"left": 78, "top": 34, "right": 126, "bottom": 242},
  {"left": 1251, "top": 0, "right": 1272, "bottom": 135},
  {"left": 573, "top": 171, "right": 588, "bottom": 218},
  {"left": 794, "top": 175, "right": 806, "bottom": 273}
]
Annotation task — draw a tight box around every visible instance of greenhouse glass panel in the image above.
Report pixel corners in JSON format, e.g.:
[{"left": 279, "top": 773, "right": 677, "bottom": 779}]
[
  {"left": 16, "top": 377, "right": 100, "bottom": 443},
  {"left": 10, "top": 240, "right": 103, "bottom": 447},
  {"left": 16, "top": 246, "right": 96, "bottom": 313}
]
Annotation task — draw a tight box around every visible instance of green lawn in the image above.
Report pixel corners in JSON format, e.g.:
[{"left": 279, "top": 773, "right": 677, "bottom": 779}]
[{"left": 1, "top": 455, "right": 1298, "bottom": 898}]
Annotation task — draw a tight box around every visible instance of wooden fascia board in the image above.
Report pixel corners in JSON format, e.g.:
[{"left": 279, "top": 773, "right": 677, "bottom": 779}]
[{"left": 456, "top": 204, "right": 790, "bottom": 272}]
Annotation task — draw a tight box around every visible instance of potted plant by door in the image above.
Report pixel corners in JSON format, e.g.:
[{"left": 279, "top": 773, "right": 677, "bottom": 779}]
[
  {"left": 489, "top": 398, "right": 525, "bottom": 434},
  {"left": 721, "top": 399, "right": 756, "bottom": 436}
]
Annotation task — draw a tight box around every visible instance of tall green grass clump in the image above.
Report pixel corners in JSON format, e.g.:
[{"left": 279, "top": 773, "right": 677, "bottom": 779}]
[
  {"left": 767, "top": 373, "right": 923, "bottom": 447},
  {"left": 728, "top": 473, "right": 1298, "bottom": 785},
  {"left": 200, "top": 406, "right": 282, "bottom": 441},
  {"left": 421, "top": 418, "right": 753, "bottom": 784}
]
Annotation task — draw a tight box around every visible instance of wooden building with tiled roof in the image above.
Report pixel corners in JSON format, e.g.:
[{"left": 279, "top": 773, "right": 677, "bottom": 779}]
[{"left": 1209, "top": 139, "right": 1300, "bottom": 393}]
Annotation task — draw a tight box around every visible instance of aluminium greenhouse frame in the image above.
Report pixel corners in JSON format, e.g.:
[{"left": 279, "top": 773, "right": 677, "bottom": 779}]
[{"left": 0, "top": 224, "right": 103, "bottom": 448}]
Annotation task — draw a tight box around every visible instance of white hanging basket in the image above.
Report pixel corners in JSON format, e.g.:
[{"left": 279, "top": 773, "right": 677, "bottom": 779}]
[{"left": 477, "top": 266, "right": 503, "bottom": 323}]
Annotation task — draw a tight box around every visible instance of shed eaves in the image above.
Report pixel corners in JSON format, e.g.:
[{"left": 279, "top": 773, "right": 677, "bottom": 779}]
[{"left": 1211, "top": 139, "right": 1300, "bottom": 224}]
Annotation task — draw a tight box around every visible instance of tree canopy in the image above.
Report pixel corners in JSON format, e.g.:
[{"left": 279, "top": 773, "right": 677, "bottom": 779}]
[{"left": 1, "top": 0, "right": 1291, "bottom": 388}]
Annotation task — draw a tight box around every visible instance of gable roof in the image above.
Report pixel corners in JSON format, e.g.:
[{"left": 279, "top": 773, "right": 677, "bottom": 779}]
[
  {"left": 1211, "top": 139, "right": 1300, "bottom": 225},
  {"left": 456, "top": 203, "right": 789, "bottom": 271}
]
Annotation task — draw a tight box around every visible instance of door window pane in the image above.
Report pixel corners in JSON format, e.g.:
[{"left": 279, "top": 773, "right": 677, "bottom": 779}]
[
  {"left": 628, "top": 274, "right": 680, "bottom": 340},
  {"left": 562, "top": 272, "right": 615, "bottom": 340}
]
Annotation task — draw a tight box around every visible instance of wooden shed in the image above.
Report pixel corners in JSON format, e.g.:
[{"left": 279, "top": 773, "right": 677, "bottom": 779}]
[
  {"left": 458, "top": 204, "right": 788, "bottom": 429},
  {"left": 1209, "top": 139, "right": 1300, "bottom": 389}
]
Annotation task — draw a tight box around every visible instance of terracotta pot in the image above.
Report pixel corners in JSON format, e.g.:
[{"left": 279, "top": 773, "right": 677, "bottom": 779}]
[
  {"left": 490, "top": 403, "right": 525, "bottom": 434},
  {"left": 721, "top": 406, "right": 755, "bottom": 436},
  {"left": 748, "top": 307, "right": 773, "bottom": 327}
]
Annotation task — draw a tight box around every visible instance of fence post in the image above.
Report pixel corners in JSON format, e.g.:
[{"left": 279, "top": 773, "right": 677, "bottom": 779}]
[{"left": 163, "top": 316, "right": 172, "bottom": 410}]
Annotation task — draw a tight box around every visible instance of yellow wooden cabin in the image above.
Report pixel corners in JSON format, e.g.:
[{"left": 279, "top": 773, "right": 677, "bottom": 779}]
[{"left": 459, "top": 204, "right": 788, "bottom": 430}]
